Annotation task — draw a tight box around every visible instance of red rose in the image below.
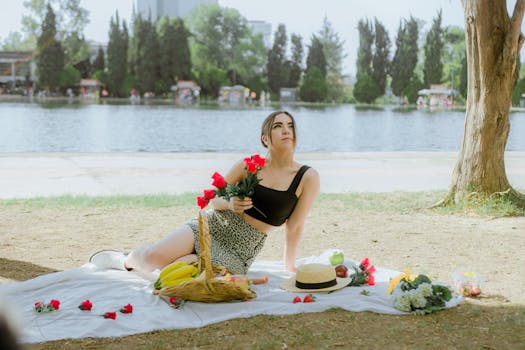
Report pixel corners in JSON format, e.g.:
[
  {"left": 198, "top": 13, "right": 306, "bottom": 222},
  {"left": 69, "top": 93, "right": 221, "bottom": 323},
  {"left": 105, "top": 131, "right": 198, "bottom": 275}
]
[
  {"left": 360, "top": 258, "right": 370, "bottom": 268},
  {"left": 78, "top": 300, "right": 93, "bottom": 311},
  {"left": 245, "top": 161, "right": 258, "bottom": 173},
  {"left": 120, "top": 303, "right": 133, "bottom": 314},
  {"left": 211, "top": 172, "right": 227, "bottom": 189},
  {"left": 252, "top": 154, "right": 265, "bottom": 168},
  {"left": 49, "top": 299, "right": 60, "bottom": 310},
  {"left": 203, "top": 189, "right": 216, "bottom": 200},
  {"left": 366, "top": 274, "right": 375, "bottom": 286},
  {"left": 293, "top": 296, "right": 302, "bottom": 303},
  {"left": 366, "top": 265, "right": 376, "bottom": 274},
  {"left": 169, "top": 297, "right": 185, "bottom": 309},
  {"left": 103, "top": 311, "right": 117, "bottom": 320},
  {"left": 196, "top": 196, "right": 208, "bottom": 209}
]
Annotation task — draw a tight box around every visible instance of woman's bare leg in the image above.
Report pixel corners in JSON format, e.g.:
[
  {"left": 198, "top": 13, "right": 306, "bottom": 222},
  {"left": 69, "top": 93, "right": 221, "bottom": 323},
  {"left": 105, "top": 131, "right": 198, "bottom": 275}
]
[{"left": 125, "top": 224, "right": 197, "bottom": 273}]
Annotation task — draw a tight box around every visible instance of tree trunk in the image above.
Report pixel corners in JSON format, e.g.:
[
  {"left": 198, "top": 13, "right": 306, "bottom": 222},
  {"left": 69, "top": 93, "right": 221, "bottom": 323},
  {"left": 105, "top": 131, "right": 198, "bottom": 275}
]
[{"left": 447, "top": 0, "right": 525, "bottom": 206}]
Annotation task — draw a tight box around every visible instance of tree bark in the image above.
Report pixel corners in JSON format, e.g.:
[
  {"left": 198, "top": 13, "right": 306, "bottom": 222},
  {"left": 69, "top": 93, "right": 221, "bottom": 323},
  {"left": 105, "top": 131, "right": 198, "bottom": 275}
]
[{"left": 446, "top": 0, "right": 525, "bottom": 206}]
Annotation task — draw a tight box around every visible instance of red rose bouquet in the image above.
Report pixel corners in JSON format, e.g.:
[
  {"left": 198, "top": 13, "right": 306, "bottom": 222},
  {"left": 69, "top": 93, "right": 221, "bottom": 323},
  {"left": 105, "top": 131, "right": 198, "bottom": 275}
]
[
  {"left": 197, "top": 154, "right": 266, "bottom": 217},
  {"left": 348, "top": 258, "right": 376, "bottom": 286}
]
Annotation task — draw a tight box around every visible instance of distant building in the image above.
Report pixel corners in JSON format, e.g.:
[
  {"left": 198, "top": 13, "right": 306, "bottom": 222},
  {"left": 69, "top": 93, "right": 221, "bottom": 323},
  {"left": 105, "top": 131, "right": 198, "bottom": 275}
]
[
  {"left": 135, "top": 0, "right": 217, "bottom": 21},
  {"left": 279, "top": 88, "right": 297, "bottom": 102},
  {"left": 417, "top": 84, "right": 457, "bottom": 108},
  {"left": 248, "top": 20, "right": 272, "bottom": 49},
  {"left": 0, "top": 51, "right": 35, "bottom": 87}
]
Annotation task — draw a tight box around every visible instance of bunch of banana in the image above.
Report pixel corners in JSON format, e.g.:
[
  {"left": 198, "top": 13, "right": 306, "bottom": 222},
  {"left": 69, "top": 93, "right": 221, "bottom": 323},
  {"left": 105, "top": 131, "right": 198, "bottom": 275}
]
[{"left": 154, "top": 261, "right": 199, "bottom": 290}]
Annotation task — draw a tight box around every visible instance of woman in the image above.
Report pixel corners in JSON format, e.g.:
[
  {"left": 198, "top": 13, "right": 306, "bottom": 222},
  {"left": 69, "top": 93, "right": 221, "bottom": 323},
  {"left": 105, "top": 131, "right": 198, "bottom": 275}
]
[{"left": 90, "top": 111, "right": 320, "bottom": 273}]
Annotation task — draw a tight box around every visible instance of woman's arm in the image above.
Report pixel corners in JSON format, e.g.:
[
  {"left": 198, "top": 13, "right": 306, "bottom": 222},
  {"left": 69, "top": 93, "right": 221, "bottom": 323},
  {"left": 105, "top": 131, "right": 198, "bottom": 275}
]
[{"left": 283, "top": 168, "right": 320, "bottom": 272}]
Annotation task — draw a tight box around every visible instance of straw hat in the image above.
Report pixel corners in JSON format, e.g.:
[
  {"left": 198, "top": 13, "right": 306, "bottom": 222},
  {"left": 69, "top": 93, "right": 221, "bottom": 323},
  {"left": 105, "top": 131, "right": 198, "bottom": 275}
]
[{"left": 280, "top": 263, "right": 352, "bottom": 293}]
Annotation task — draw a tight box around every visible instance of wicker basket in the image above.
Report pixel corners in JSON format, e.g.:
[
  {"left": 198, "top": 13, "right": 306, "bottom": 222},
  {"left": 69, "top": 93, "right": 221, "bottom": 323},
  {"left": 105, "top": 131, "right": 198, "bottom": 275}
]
[{"left": 153, "top": 210, "right": 256, "bottom": 302}]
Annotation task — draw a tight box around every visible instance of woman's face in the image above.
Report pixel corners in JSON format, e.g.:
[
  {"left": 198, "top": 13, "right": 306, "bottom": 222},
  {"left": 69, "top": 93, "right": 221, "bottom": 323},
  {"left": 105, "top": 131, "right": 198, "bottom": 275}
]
[{"left": 267, "top": 113, "right": 295, "bottom": 149}]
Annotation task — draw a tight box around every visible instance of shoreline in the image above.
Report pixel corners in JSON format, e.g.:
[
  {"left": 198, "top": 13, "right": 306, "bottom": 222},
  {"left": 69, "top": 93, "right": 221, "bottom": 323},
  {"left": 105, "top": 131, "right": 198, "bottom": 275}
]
[{"left": 1, "top": 151, "right": 525, "bottom": 199}]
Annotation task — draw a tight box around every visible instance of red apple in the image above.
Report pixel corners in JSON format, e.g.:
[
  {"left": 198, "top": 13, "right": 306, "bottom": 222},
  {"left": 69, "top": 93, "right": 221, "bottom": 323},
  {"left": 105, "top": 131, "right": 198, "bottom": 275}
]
[
  {"left": 335, "top": 264, "right": 349, "bottom": 278},
  {"left": 470, "top": 287, "right": 481, "bottom": 296}
]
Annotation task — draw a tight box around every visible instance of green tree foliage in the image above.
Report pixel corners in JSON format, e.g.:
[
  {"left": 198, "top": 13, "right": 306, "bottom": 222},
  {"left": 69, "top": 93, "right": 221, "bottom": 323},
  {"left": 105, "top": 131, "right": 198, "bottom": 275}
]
[
  {"left": 92, "top": 46, "right": 105, "bottom": 72},
  {"left": 1, "top": 31, "right": 35, "bottom": 50},
  {"left": 62, "top": 31, "right": 91, "bottom": 77},
  {"left": 36, "top": 4, "right": 64, "bottom": 92},
  {"left": 106, "top": 12, "right": 129, "bottom": 97},
  {"left": 356, "top": 19, "right": 374, "bottom": 78},
  {"left": 317, "top": 17, "right": 347, "bottom": 102},
  {"left": 390, "top": 17, "right": 419, "bottom": 98},
  {"left": 19, "top": 0, "right": 89, "bottom": 51},
  {"left": 128, "top": 14, "right": 142, "bottom": 76},
  {"left": 267, "top": 23, "right": 287, "bottom": 94},
  {"left": 135, "top": 16, "right": 159, "bottom": 94},
  {"left": 157, "top": 17, "right": 192, "bottom": 90},
  {"left": 423, "top": 9, "right": 444, "bottom": 87},
  {"left": 353, "top": 73, "right": 381, "bottom": 104},
  {"left": 405, "top": 75, "right": 424, "bottom": 104},
  {"left": 442, "top": 26, "right": 465, "bottom": 95},
  {"left": 59, "top": 63, "right": 81, "bottom": 90},
  {"left": 172, "top": 18, "right": 192, "bottom": 81},
  {"left": 197, "top": 65, "right": 230, "bottom": 97},
  {"left": 371, "top": 18, "right": 390, "bottom": 94},
  {"left": 286, "top": 33, "right": 303, "bottom": 88},
  {"left": 188, "top": 4, "right": 265, "bottom": 90},
  {"left": 306, "top": 36, "right": 327, "bottom": 78},
  {"left": 299, "top": 66, "right": 328, "bottom": 102}
]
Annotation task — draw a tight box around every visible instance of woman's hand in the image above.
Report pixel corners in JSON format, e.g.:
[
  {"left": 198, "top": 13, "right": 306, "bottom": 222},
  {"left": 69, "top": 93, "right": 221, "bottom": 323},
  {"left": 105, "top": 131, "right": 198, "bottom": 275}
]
[{"left": 229, "top": 196, "right": 253, "bottom": 214}]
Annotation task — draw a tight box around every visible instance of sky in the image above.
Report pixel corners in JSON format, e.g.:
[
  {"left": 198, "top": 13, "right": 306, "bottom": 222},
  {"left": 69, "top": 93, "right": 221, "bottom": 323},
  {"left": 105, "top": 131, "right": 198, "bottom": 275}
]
[{"left": 0, "top": 0, "right": 467, "bottom": 76}]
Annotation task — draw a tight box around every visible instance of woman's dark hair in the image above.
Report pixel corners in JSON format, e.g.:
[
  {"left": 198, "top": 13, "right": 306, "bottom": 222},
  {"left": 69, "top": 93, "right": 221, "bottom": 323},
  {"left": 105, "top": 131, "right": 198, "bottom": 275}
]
[{"left": 260, "top": 111, "right": 296, "bottom": 148}]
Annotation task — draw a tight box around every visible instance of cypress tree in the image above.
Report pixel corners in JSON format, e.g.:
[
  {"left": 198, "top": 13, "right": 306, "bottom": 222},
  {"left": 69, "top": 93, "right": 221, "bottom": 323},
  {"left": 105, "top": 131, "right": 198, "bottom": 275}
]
[
  {"left": 299, "top": 66, "right": 327, "bottom": 102},
  {"left": 158, "top": 17, "right": 177, "bottom": 89},
  {"left": 136, "top": 17, "right": 160, "bottom": 93},
  {"left": 287, "top": 33, "right": 303, "bottom": 88},
  {"left": 317, "top": 17, "right": 346, "bottom": 102},
  {"left": 390, "top": 17, "right": 419, "bottom": 98},
  {"left": 106, "top": 12, "right": 128, "bottom": 97},
  {"left": 371, "top": 18, "right": 390, "bottom": 94},
  {"left": 356, "top": 19, "right": 374, "bottom": 78},
  {"left": 172, "top": 18, "right": 192, "bottom": 81},
  {"left": 267, "top": 23, "right": 287, "bottom": 94},
  {"left": 92, "top": 46, "right": 105, "bottom": 72},
  {"left": 306, "top": 36, "right": 327, "bottom": 78},
  {"left": 36, "top": 4, "right": 64, "bottom": 92},
  {"left": 423, "top": 9, "right": 444, "bottom": 87}
]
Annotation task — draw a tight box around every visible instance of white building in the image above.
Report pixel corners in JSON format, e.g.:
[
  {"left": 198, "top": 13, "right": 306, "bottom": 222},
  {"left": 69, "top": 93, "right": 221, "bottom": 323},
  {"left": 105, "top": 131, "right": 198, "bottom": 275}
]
[
  {"left": 135, "top": 0, "right": 217, "bottom": 21},
  {"left": 248, "top": 20, "right": 272, "bottom": 49}
]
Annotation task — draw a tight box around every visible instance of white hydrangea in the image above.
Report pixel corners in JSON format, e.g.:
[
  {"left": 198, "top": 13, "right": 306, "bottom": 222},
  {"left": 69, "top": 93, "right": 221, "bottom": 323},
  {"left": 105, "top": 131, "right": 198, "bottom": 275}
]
[
  {"left": 418, "top": 283, "right": 433, "bottom": 297},
  {"left": 409, "top": 288, "right": 428, "bottom": 309},
  {"left": 392, "top": 288, "right": 412, "bottom": 312}
]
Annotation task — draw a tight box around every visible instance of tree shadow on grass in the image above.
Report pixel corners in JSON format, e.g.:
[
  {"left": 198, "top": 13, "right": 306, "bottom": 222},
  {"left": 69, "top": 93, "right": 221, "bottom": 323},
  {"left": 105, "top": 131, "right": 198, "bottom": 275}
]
[{"left": 0, "top": 258, "right": 59, "bottom": 282}]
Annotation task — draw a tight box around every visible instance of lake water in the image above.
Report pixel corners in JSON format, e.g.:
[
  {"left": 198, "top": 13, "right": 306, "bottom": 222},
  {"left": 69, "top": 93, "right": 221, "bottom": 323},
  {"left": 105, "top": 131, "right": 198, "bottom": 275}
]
[{"left": 1, "top": 101, "right": 524, "bottom": 153}]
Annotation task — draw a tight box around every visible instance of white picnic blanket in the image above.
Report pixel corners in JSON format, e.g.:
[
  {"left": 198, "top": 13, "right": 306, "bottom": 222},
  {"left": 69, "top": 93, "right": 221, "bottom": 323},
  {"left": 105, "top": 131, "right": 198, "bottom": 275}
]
[{"left": 0, "top": 250, "right": 463, "bottom": 343}]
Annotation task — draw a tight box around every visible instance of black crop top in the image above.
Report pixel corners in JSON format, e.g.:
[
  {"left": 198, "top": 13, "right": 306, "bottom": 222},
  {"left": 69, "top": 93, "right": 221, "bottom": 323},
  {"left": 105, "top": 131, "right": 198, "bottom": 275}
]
[{"left": 244, "top": 165, "right": 310, "bottom": 226}]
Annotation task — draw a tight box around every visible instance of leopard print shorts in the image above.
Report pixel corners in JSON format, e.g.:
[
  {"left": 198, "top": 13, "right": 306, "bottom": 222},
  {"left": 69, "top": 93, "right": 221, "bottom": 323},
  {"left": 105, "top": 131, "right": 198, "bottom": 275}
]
[{"left": 187, "top": 210, "right": 267, "bottom": 275}]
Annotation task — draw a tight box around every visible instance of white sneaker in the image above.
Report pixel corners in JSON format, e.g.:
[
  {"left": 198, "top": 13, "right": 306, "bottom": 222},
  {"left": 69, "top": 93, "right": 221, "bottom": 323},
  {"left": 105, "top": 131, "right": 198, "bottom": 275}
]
[{"left": 89, "top": 250, "right": 128, "bottom": 270}]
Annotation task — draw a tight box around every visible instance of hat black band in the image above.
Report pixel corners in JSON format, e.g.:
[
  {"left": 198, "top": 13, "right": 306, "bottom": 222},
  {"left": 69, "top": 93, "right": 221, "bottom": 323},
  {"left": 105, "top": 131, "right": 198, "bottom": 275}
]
[{"left": 295, "top": 278, "right": 337, "bottom": 290}]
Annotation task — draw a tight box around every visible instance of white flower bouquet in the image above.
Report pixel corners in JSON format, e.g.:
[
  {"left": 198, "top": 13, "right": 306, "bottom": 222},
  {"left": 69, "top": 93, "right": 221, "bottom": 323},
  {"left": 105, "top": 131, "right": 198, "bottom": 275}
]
[{"left": 389, "top": 270, "right": 453, "bottom": 315}]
